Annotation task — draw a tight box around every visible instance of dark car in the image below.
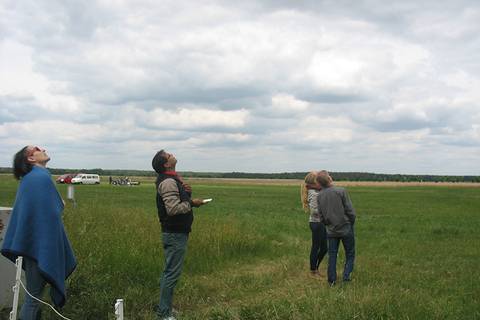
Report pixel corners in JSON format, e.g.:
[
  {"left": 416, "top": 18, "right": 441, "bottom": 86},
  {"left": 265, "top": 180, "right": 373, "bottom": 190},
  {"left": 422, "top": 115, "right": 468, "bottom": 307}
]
[{"left": 56, "top": 173, "right": 77, "bottom": 184}]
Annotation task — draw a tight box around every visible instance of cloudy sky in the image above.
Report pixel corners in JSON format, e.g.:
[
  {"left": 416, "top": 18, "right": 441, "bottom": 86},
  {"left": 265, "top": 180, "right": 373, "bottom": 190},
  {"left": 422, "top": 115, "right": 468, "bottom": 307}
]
[{"left": 1, "top": 0, "right": 479, "bottom": 174}]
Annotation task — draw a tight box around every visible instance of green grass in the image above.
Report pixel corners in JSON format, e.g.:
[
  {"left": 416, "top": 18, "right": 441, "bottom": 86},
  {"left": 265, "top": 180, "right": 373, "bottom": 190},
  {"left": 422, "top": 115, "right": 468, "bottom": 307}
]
[{"left": 0, "top": 176, "right": 479, "bottom": 319}]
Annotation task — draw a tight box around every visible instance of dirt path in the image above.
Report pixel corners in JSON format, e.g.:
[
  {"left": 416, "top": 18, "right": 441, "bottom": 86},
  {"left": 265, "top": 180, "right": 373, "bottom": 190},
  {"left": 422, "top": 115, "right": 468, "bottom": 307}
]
[{"left": 186, "top": 177, "right": 480, "bottom": 187}]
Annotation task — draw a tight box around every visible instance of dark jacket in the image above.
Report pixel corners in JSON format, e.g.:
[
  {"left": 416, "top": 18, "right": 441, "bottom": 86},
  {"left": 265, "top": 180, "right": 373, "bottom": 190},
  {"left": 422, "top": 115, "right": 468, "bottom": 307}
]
[
  {"left": 155, "top": 173, "right": 193, "bottom": 233},
  {"left": 317, "top": 186, "right": 355, "bottom": 237}
]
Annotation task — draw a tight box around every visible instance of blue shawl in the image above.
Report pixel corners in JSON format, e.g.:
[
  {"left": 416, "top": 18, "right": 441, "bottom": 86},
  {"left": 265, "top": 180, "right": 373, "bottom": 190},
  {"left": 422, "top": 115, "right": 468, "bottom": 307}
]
[{"left": 1, "top": 166, "right": 77, "bottom": 307}]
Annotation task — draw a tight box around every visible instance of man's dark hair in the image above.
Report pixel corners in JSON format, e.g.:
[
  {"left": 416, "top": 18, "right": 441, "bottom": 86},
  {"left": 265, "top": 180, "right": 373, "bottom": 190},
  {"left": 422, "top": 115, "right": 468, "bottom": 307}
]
[
  {"left": 152, "top": 149, "right": 168, "bottom": 174},
  {"left": 13, "top": 146, "right": 32, "bottom": 180}
]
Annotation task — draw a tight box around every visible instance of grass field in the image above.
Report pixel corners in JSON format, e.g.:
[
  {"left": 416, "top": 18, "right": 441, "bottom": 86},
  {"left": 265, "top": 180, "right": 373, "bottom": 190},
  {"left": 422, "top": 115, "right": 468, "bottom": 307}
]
[{"left": 0, "top": 175, "right": 479, "bottom": 319}]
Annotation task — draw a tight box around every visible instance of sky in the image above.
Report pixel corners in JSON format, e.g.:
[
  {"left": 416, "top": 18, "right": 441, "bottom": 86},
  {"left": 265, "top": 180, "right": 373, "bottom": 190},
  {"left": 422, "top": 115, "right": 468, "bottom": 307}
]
[{"left": 1, "top": 0, "right": 479, "bottom": 175}]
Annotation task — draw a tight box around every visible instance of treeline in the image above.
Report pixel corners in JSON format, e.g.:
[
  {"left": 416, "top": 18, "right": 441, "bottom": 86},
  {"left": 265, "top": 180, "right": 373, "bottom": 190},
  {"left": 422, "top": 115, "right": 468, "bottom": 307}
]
[
  {"left": 1, "top": 167, "right": 479, "bottom": 182},
  {"left": 181, "top": 171, "right": 480, "bottom": 182}
]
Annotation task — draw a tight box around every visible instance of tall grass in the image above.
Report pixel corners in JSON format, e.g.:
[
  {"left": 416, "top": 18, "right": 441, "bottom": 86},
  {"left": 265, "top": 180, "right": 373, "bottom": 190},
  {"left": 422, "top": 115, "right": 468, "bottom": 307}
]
[{"left": 0, "top": 176, "right": 479, "bottom": 319}]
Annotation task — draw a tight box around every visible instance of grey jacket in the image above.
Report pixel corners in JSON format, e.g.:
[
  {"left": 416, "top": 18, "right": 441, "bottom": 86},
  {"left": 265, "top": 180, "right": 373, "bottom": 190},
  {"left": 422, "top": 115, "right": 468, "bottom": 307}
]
[
  {"left": 317, "top": 186, "right": 356, "bottom": 237},
  {"left": 158, "top": 178, "right": 192, "bottom": 216}
]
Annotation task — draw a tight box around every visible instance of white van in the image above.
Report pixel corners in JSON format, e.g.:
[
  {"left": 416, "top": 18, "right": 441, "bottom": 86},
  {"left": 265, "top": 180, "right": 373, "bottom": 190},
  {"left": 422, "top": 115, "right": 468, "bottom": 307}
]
[{"left": 71, "top": 173, "right": 100, "bottom": 185}]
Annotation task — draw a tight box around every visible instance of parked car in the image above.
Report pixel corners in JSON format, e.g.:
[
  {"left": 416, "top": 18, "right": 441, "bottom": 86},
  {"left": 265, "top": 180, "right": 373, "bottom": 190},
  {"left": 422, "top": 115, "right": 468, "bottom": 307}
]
[
  {"left": 111, "top": 177, "right": 140, "bottom": 186},
  {"left": 71, "top": 173, "right": 100, "bottom": 185},
  {"left": 56, "top": 173, "right": 77, "bottom": 184}
]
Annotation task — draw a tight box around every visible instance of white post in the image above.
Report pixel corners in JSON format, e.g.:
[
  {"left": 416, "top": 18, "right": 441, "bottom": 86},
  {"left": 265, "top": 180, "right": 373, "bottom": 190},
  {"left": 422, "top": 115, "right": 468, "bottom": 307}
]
[
  {"left": 9, "top": 256, "right": 23, "bottom": 320},
  {"left": 114, "top": 298, "right": 124, "bottom": 320},
  {"left": 67, "top": 184, "right": 76, "bottom": 208}
]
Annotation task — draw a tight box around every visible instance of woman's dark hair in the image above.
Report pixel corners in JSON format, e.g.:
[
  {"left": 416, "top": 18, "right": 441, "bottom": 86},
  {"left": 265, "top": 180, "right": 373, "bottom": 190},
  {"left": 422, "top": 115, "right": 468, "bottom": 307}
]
[
  {"left": 13, "top": 146, "right": 33, "bottom": 180},
  {"left": 152, "top": 149, "right": 167, "bottom": 174}
]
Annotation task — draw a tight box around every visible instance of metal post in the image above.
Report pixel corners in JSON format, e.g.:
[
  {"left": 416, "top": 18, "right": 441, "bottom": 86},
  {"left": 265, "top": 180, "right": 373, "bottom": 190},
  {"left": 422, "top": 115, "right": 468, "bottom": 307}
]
[
  {"left": 9, "top": 256, "right": 23, "bottom": 320},
  {"left": 114, "top": 298, "right": 124, "bottom": 320},
  {"left": 67, "top": 184, "right": 76, "bottom": 208}
]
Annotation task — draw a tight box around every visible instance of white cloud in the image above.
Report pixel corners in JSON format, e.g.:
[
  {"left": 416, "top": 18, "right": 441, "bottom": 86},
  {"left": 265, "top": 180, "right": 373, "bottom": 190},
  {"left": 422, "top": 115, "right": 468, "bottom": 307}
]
[
  {"left": 269, "top": 115, "right": 355, "bottom": 146},
  {"left": 271, "top": 94, "right": 309, "bottom": 114},
  {"left": 137, "top": 107, "right": 249, "bottom": 129},
  {"left": 0, "top": 0, "right": 479, "bottom": 174},
  {"left": 0, "top": 39, "right": 81, "bottom": 114}
]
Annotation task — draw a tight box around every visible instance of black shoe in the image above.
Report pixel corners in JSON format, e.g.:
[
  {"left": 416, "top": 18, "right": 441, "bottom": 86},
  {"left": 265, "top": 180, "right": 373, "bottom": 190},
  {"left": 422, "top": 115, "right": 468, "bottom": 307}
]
[{"left": 328, "top": 281, "right": 336, "bottom": 287}]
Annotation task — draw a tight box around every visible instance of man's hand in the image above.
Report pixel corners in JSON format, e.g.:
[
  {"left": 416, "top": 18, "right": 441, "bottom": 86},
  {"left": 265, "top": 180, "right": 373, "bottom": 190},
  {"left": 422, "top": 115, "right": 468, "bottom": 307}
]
[
  {"left": 191, "top": 198, "right": 204, "bottom": 207},
  {"left": 0, "top": 219, "right": 4, "bottom": 232},
  {"left": 182, "top": 183, "right": 192, "bottom": 194}
]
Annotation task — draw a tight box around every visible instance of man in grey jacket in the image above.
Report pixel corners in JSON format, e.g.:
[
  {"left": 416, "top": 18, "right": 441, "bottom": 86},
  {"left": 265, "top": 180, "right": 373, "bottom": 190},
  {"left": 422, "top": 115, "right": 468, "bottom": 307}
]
[
  {"left": 152, "top": 150, "right": 205, "bottom": 320},
  {"left": 316, "top": 170, "right": 356, "bottom": 286}
]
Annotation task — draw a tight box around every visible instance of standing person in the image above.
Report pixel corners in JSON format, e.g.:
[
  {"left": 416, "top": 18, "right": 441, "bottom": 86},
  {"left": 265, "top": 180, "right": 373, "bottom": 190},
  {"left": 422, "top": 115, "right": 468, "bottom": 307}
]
[
  {"left": 301, "top": 171, "right": 328, "bottom": 277},
  {"left": 316, "top": 170, "right": 356, "bottom": 286},
  {"left": 152, "top": 150, "right": 205, "bottom": 320},
  {"left": 1, "top": 146, "right": 77, "bottom": 319}
]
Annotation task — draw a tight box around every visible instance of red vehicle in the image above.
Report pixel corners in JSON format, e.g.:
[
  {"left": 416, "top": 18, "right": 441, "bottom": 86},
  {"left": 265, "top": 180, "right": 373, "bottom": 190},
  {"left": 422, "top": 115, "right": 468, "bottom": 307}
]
[{"left": 56, "top": 173, "right": 77, "bottom": 184}]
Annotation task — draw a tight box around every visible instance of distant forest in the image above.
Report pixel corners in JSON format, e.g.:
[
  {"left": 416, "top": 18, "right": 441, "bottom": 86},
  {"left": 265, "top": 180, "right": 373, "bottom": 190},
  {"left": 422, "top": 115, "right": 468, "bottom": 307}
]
[{"left": 1, "top": 167, "right": 479, "bottom": 182}]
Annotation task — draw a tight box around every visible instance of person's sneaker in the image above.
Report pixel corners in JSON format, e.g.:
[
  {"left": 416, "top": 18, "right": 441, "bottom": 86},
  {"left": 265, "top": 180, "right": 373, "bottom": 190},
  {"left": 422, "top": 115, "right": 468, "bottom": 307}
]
[
  {"left": 328, "top": 281, "right": 336, "bottom": 287},
  {"left": 162, "top": 317, "right": 177, "bottom": 320},
  {"left": 343, "top": 277, "right": 352, "bottom": 282}
]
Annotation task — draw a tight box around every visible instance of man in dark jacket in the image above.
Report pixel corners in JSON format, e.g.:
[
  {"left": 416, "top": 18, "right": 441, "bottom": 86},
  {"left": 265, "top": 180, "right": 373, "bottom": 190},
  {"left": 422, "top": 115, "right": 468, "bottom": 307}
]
[
  {"left": 152, "top": 150, "right": 205, "bottom": 320},
  {"left": 316, "top": 170, "right": 356, "bottom": 286}
]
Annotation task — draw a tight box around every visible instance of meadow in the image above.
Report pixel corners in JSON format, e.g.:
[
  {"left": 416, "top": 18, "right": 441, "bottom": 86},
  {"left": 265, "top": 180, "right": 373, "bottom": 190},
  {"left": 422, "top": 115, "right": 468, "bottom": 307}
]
[{"left": 0, "top": 175, "right": 479, "bottom": 319}]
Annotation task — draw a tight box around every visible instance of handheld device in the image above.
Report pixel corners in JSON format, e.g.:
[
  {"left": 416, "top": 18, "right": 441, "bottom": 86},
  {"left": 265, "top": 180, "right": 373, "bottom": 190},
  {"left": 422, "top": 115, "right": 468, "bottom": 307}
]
[{"left": 202, "top": 198, "right": 213, "bottom": 203}]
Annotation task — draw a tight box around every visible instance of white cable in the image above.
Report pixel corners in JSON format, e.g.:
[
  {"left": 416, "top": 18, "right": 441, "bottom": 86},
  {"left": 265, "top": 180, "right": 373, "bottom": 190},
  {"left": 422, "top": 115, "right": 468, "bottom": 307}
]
[{"left": 18, "top": 279, "right": 72, "bottom": 320}]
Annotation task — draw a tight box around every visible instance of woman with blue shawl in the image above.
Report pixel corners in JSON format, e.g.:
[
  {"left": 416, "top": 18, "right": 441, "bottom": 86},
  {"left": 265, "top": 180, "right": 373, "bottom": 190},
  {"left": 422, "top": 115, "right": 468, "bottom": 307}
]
[{"left": 1, "top": 146, "right": 77, "bottom": 320}]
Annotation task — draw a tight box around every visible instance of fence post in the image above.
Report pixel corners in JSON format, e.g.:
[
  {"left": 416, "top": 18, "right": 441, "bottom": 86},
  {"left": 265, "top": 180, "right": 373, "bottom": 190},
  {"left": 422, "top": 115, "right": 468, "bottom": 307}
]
[
  {"left": 9, "top": 256, "right": 23, "bottom": 320},
  {"left": 67, "top": 184, "right": 76, "bottom": 208},
  {"left": 114, "top": 298, "right": 124, "bottom": 320}
]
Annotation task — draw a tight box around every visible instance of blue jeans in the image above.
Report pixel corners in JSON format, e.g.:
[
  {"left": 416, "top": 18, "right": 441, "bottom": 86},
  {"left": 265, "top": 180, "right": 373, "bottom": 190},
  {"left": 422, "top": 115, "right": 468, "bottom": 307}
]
[
  {"left": 156, "top": 232, "right": 189, "bottom": 319},
  {"left": 20, "top": 257, "right": 46, "bottom": 320},
  {"left": 309, "top": 222, "right": 328, "bottom": 271},
  {"left": 327, "top": 226, "right": 355, "bottom": 283}
]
